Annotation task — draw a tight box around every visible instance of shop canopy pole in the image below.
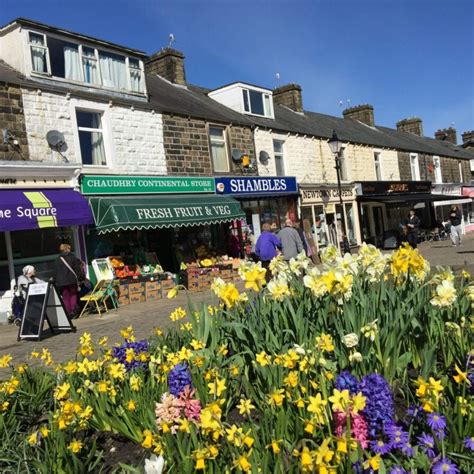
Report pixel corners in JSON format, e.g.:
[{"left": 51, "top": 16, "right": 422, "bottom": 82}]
[{"left": 5, "top": 231, "right": 15, "bottom": 285}]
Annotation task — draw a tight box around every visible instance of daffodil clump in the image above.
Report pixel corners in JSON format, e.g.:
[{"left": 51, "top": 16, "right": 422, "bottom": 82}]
[{"left": 0, "top": 244, "right": 472, "bottom": 473}]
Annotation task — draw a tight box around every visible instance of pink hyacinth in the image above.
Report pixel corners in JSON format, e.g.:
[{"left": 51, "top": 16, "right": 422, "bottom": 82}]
[
  {"left": 333, "top": 410, "right": 369, "bottom": 449},
  {"left": 179, "top": 386, "right": 202, "bottom": 421},
  {"left": 155, "top": 392, "right": 184, "bottom": 425}
]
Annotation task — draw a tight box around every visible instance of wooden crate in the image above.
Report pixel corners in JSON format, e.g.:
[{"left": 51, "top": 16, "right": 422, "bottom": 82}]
[
  {"left": 118, "top": 295, "right": 130, "bottom": 306},
  {"left": 129, "top": 282, "right": 145, "bottom": 293},
  {"left": 161, "top": 279, "right": 175, "bottom": 290},
  {"left": 146, "top": 290, "right": 162, "bottom": 301},
  {"left": 130, "top": 293, "right": 146, "bottom": 304},
  {"left": 146, "top": 281, "right": 162, "bottom": 292},
  {"left": 118, "top": 283, "right": 129, "bottom": 296}
]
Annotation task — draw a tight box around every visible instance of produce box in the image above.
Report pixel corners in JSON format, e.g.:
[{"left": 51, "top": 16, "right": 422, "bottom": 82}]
[
  {"left": 161, "top": 279, "right": 175, "bottom": 290},
  {"left": 221, "top": 269, "right": 233, "bottom": 278},
  {"left": 118, "top": 283, "right": 129, "bottom": 296},
  {"left": 118, "top": 295, "right": 129, "bottom": 306},
  {"left": 146, "top": 290, "right": 162, "bottom": 301},
  {"left": 129, "top": 282, "right": 146, "bottom": 293},
  {"left": 146, "top": 281, "right": 162, "bottom": 292},
  {"left": 130, "top": 293, "right": 146, "bottom": 304}
]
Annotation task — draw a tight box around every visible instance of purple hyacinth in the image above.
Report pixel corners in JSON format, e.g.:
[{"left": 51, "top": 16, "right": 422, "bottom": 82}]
[
  {"left": 417, "top": 433, "right": 436, "bottom": 459},
  {"left": 432, "top": 458, "right": 459, "bottom": 474},
  {"left": 112, "top": 339, "right": 149, "bottom": 372},
  {"left": 464, "top": 436, "right": 474, "bottom": 451},
  {"left": 335, "top": 370, "right": 359, "bottom": 395},
  {"left": 426, "top": 413, "right": 446, "bottom": 432},
  {"left": 384, "top": 424, "right": 410, "bottom": 449},
  {"left": 389, "top": 467, "right": 407, "bottom": 474},
  {"left": 358, "top": 373, "right": 395, "bottom": 438},
  {"left": 168, "top": 363, "right": 192, "bottom": 396}
]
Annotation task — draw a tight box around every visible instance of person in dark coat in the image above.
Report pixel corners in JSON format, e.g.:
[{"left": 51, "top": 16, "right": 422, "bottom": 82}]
[
  {"left": 294, "top": 221, "right": 308, "bottom": 255},
  {"left": 449, "top": 205, "right": 462, "bottom": 246},
  {"left": 53, "top": 243, "right": 84, "bottom": 317},
  {"left": 406, "top": 209, "right": 421, "bottom": 249}
]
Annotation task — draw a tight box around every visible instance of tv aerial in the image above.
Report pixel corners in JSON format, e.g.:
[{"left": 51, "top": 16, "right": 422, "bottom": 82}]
[
  {"left": 46, "top": 130, "right": 68, "bottom": 163},
  {"left": 168, "top": 33, "right": 175, "bottom": 48}
]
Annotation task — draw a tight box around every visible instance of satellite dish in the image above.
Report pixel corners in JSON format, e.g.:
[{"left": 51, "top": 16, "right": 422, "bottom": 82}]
[
  {"left": 259, "top": 150, "right": 270, "bottom": 165},
  {"left": 46, "top": 130, "right": 65, "bottom": 149},
  {"left": 46, "top": 130, "right": 68, "bottom": 162},
  {"left": 231, "top": 148, "right": 244, "bottom": 162}
]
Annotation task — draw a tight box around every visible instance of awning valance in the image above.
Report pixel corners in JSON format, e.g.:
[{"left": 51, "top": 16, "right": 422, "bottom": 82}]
[
  {"left": 89, "top": 194, "right": 245, "bottom": 233},
  {"left": 0, "top": 189, "right": 93, "bottom": 232},
  {"left": 357, "top": 194, "right": 459, "bottom": 203},
  {"left": 433, "top": 198, "right": 472, "bottom": 207}
]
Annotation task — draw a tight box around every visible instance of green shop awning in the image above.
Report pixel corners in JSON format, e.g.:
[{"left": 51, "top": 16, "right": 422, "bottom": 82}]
[{"left": 89, "top": 194, "right": 245, "bottom": 233}]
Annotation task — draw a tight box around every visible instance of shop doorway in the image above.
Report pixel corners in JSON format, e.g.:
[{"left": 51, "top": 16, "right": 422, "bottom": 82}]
[{"left": 372, "top": 206, "right": 385, "bottom": 243}]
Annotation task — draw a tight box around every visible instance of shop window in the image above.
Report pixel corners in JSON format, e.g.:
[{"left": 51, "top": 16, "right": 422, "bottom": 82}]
[
  {"left": 374, "top": 152, "right": 382, "bottom": 181},
  {"left": 209, "top": 126, "right": 229, "bottom": 172},
  {"left": 410, "top": 153, "right": 420, "bottom": 181},
  {"left": 28, "top": 31, "right": 49, "bottom": 74},
  {"left": 76, "top": 110, "right": 107, "bottom": 166},
  {"left": 273, "top": 140, "right": 285, "bottom": 176},
  {"left": 433, "top": 156, "right": 442, "bottom": 183},
  {"left": 344, "top": 203, "right": 357, "bottom": 245}
]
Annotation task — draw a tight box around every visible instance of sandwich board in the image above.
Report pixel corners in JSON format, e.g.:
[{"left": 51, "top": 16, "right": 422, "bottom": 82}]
[{"left": 17, "top": 281, "right": 76, "bottom": 341}]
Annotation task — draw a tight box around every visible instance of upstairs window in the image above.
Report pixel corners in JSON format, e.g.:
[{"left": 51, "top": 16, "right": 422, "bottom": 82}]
[
  {"left": 242, "top": 88, "right": 273, "bottom": 117},
  {"left": 76, "top": 110, "right": 107, "bottom": 166},
  {"left": 410, "top": 153, "right": 420, "bottom": 181},
  {"left": 433, "top": 156, "right": 442, "bottom": 183},
  {"left": 27, "top": 30, "right": 145, "bottom": 93},
  {"left": 28, "top": 32, "right": 49, "bottom": 74},
  {"left": 374, "top": 152, "right": 382, "bottom": 181},
  {"left": 339, "top": 147, "right": 348, "bottom": 181},
  {"left": 458, "top": 161, "right": 464, "bottom": 183},
  {"left": 273, "top": 140, "right": 285, "bottom": 176},
  {"left": 209, "top": 126, "right": 229, "bottom": 172}
]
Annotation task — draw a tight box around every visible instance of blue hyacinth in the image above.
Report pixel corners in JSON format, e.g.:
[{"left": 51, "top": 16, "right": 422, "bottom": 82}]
[
  {"left": 168, "top": 363, "right": 192, "bottom": 396},
  {"left": 335, "top": 370, "right": 359, "bottom": 395}
]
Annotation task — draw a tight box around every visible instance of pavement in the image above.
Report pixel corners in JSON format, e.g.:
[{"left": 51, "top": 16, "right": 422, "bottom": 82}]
[{"left": 0, "top": 234, "right": 473, "bottom": 374}]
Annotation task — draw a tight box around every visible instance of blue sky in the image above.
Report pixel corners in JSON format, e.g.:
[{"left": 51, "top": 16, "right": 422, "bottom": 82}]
[{"left": 2, "top": 0, "right": 473, "bottom": 139}]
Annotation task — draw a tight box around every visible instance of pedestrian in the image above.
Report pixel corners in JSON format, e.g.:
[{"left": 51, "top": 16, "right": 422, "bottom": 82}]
[
  {"left": 255, "top": 223, "right": 282, "bottom": 280},
  {"left": 278, "top": 219, "right": 304, "bottom": 260},
  {"left": 270, "top": 222, "right": 278, "bottom": 234},
  {"left": 406, "top": 209, "right": 420, "bottom": 249},
  {"left": 17, "top": 265, "right": 44, "bottom": 297},
  {"left": 294, "top": 221, "right": 308, "bottom": 255},
  {"left": 53, "top": 243, "right": 84, "bottom": 318},
  {"left": 449, "top": 205, "right": 462, "bottom": 246},
  {"left": 397, "top": 225, "right": 410, "bottom": 247}
]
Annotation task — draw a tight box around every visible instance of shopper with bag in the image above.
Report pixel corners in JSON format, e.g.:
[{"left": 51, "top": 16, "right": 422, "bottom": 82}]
[{"left": 53, "top": 244, "right": 84, "bottom": 318}]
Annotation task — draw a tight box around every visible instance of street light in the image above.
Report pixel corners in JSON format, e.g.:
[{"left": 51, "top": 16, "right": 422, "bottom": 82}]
[{"left": 328, "top": 130, "right": 351, "bottom": 254}]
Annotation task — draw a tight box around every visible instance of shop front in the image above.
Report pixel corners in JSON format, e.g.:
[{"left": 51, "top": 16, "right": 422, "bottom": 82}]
[
  {"left": 299, "top": 183, "right": 360, "bottom": 252},
  {"left": 461, "top": 186, "right": 474, "bottom": 232},
  {"left": 356, "top": 181, "right": 455, "bottom": 248},
  {"left": 81, "top": 175, "right": 245, "bottom": 297},
  {"left": 214, "top": 176, "right": 299, "bottom": 243},
  {"left": 432, "top": 184, "right": 473, "bottom": 234}
]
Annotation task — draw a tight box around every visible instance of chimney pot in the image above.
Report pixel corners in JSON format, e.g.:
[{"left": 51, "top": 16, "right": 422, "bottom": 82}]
[
  {"left": 342, "top": 104, "right": 375, "bottom": 127},
  {"left": 461, "top": 130, "right": 474, "bottom": 148},
  {"left": 396, "top": 117, "right": 423, "bottom": 136},
  {"left": 146, "top": 47, "right": 186, "bottom": 85},
  {"left": 273, "top": 83, "right": 303, "bottom": 113},
  {"left": 435, "top": 127, "right": 457, "bottom": 144}
]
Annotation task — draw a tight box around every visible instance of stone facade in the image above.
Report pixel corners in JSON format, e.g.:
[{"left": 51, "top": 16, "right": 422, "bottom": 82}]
[
  {"left": 273, "top": 84, "right": 303, "bottom": 113},
  {"left": 146, "top": 48, "right": 186, "bottom": 86},
  {"left": 21, "top": 88, "right": 167, "bottom": 174},
  {"left": 255, "top": 129, "right": 400, "bottom": 182},
  {"left": 398, "top": 151, "right": 470, "bottom": 183},
  {"left": 162, "top": 115, "right": 255, "bottom": 176},
  {"left": 343, "top": 104, "right": 375, "bottom": 127},
  {"left": 0, "top": 84, "right": 29, "bottom": 160}
]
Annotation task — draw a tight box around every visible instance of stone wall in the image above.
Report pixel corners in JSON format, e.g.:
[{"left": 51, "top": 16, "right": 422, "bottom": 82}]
[
  {"left": 21, "top": 88, "right": 167, "bottom": 174},
  {"left": 162, "top": 115, "right": 256, "bottom": 175},
  {"left": 0, "top": 84, "right": 29, "bottom": 160}
]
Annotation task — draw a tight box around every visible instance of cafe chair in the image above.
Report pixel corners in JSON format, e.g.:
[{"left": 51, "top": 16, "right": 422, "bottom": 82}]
[{"left": 78, "top": 279, "right": 113, "bottom": 318}]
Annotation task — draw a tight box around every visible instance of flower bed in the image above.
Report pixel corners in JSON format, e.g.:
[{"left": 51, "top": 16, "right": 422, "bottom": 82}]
[{"left": 0, "top": 244, "right": 473, "bottom": 473}]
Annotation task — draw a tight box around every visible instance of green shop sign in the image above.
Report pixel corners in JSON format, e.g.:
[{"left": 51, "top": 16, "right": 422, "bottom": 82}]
[{"left": 81, "top": 175, "right": 215, "bottom": 195}]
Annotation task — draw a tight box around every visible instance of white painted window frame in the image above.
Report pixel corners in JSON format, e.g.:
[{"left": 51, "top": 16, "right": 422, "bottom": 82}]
[
  {"left": 208, "top": 124, "right": 230, "bottom": 173},
  {"left": 272, "top": 139, "right": 285, "bottom": 177},
  {"left": 241, "top": 88, "right": 273, "bottom": 118},
  {"left": 433, "top": 156, "right": 442, "bottom": 184},
  {"left": 373, "top": 151, "right": 383, "bottom": 181},
  {"left": 70, "top": 99, "right": 114, "bottom": 169},
  {"left": 24, "top": 29, "right": 146, "bottom": 95},
  {"left": 410, "top": 153, "right": 420, "bottom": 181}
]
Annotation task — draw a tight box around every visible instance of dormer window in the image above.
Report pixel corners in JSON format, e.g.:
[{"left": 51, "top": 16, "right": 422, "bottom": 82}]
[
  {"left": 26, "top": 30, "right": 145, "bottom": 94},
  {"left": 242, "top": 88, "right": 273, "bottom": 117}
]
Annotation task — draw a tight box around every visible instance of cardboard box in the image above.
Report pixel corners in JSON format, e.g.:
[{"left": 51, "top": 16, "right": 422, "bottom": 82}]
[
  {"left": 118, "top": 295, "right": 129, "bottom": 306},
  {"left": 161, "top": 279, "right": 175, "bottom": 290},
  {"left": 129, "top": 282, "right": 145, "bottom": 293},
  {"left": 118, "top": 284, "right": 129, "bottom": 296},
  {"left": 146, "top": 281, "right": 162, "bottom": 292},
  {"left": 130, "top": 293, "right": 146, "bottom": 304},
  {"left": 146, "top": 290, "right": 162, "bottom": 301},
  {"left": 221, "top": 269, "right": 233, "bottom": 278}
]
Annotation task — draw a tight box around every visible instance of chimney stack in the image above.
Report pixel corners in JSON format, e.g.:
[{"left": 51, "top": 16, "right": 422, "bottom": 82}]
[
  {"left": 396, "top": 117, "right": 423, "bottom": 136},
  {"left": 272, "top": 83, "right": 303, "bottom": 113},
  {"left": 342, "top": 104, "right": 375, "bottom": 127},
  {"left": 435, "top": 127, "right": 457, "bottom": 144},
  {"left": 145, "top": 48, "right": 186, "bottom": 85},
  {"left": 461, "top": 130, "right": 474, "bottom": 148}
]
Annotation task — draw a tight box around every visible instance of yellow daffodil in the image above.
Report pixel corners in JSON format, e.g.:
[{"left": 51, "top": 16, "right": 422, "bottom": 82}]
[
  {"left": 1, "top": 401, "right": 10, "bottom": 412},
  {"left": 54, "top": 382, "right": 70, "bottom": 401},
  {"left": 453, "top": 365, "right": 470, "bottom": 385},
  {"left": 234, "top": 455, "right": 252, "bottom": 472},
  {"left": 68, "top": 439, "right": 83, "bottom": 454},
  {"left": 170, "top": 306, "right": 186, "bottom": 322},
  {"left": 256, "top": 351, "right": 271, "bottom": 367},
  {"left": 127, "top": 400, "right": 137, "bottom": 411},
  {"left": 108, "top": 363, "right": 126, "bottom": 381},
  {"left": 283, "top": 370, "right": 299, "bottom": 388},
  {"left": 167, "top": 286, "right": 179, "bottom": 299},
  {"left": 363, "top": 454, "right": 381, "bottom": 470},
  {"left": 307, "top": 393, "right": 327, "bottom": 415},
  {"left": 268, "top": 389, "right": 285, "bottom": 407},
  {"left": 27, "top": 431, "right": 38, "bottom": 445},
  {"left": 240, "top": 261, "right": 266, "bottom": 292},
  {"left": 267, "top": 277, "right": 291, "bottom": 301},
  {"left": 190, "top": 339, "right": 204, "bottom": 350},
  {"left": 0, "top": 354, "right": 12, "bottom": 368},
  {"left": 142, "top": 430, "right": 154, "bottom": 449},
  {"left": 120, "top": 325, "right": 135, "bottom": 341},
  {"left": 218, "top": 282, "right": 240, "bottom": 308},
  {"left": 431, "top": 280, "right": 457, "bottom": 307},
  {"left": 237, "top": 398, "right": 255, "bottom": 417},
  {"left": 130, "top": 374, "right": 141, "bottom": 391},
  {"left": 300, "top": 446, "right": 313, "bottom": 472},
  {"left": 268, "top": 439, "right": 282, "bottom": 454},
  {"left": 208, "top": 377, "right": 227, "bottom": 397},
  {"left": 39, "top": 425, "right": 50, "bottom": 438},
  {"left": 316, "top": 334, "right": 335, "bottom": 352},
  {"left": 351, "top": 392, "right": 366, "bottom": 414},
  {"left": 328, "top": 389, "right": 350, "bottom": 412}
]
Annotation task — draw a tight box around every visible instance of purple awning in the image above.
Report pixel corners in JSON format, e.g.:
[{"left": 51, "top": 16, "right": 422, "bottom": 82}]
[{"left": 0, "top": 189, "right": 93, "bottom": 232}]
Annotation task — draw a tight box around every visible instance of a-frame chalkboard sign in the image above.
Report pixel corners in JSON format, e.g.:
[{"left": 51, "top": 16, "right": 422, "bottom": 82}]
[{"left": 17, "top": 281, "right": 76, "bottom": 341}]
